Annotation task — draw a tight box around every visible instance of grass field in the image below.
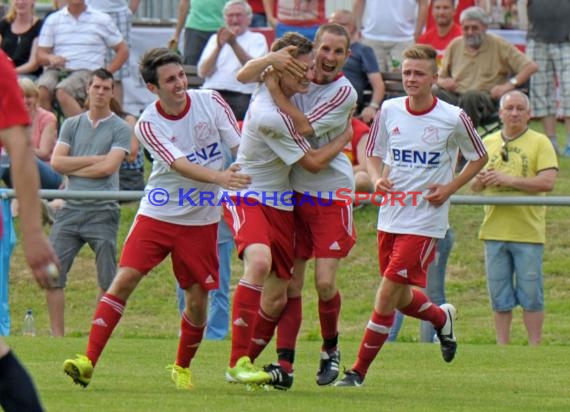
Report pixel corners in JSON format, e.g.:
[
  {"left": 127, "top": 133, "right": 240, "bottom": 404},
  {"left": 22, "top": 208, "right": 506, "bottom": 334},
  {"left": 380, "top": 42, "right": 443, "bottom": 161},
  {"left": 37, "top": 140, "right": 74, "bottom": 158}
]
[{"left": 3, "top": 121, "right": 570, "bottom": 411}]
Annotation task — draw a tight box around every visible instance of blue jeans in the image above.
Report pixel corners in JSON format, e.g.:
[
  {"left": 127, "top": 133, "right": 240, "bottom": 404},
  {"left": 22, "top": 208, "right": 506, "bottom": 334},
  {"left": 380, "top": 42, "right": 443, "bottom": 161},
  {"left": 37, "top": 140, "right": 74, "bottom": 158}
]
[
  {"left": 176, "top": 240, "right": 233, "bottom": 340},
  {"left": 484, "top": 240, "right": 544, "bottom": 311},
  {"left": 388, "top": 229, "right": 454, "bottom": 342},
  {"left": 1, "top": 157, "right": 62, "bottom": 189}
]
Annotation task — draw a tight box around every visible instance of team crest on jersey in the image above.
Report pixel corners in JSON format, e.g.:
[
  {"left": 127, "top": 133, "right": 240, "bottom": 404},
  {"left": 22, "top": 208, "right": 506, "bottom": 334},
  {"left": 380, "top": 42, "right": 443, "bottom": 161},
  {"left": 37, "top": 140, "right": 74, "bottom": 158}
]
[
  {"left": 421, "top": 126, "right": 439, "bottom": 144},
  {"left": 194, "top": 122, "right": 210, "bottom": 146}
]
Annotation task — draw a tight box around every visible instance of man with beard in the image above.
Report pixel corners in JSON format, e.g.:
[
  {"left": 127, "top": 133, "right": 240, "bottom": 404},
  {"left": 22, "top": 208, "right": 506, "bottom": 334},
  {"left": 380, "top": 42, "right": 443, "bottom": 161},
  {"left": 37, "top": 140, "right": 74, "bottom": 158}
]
[{"left": 436, "top": 6, "right": 537, "bottom": 127}]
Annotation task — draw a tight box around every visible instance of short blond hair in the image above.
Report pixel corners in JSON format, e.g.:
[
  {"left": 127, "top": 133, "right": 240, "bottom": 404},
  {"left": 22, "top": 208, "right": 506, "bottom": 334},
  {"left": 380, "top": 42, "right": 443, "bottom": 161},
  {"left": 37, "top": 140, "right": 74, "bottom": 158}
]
[
  {"left": 18, "top": 77, "right": 40, "bottom": 97},
  {"left": 402, "top": 44, "right": 438, "bottom": 74}
]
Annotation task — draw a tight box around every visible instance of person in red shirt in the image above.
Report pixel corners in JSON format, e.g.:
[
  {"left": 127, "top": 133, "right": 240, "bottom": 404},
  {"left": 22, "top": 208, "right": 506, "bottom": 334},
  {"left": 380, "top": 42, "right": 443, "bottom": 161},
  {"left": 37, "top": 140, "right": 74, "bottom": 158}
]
[
  {"left": 418, "top": 0, "right": 463, "bottom": 67},
  {"left": 425, "top": 0, "right": 478, "bottom": 31},
  {"left": 0, "top": 49, "right": 59, "bottom": 412}
]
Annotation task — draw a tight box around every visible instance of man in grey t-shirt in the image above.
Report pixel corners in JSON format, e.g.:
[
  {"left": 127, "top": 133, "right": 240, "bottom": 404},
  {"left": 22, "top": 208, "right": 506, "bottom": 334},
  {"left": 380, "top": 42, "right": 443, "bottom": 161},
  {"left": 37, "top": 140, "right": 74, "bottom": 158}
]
[{"left": 47, "top": 68, "right": 131, "bottom": 337}]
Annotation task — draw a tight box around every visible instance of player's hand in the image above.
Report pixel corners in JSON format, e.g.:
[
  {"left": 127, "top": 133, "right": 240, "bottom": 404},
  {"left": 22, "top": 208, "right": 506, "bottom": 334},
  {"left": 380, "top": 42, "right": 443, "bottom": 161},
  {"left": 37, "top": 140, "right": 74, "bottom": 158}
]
[
  {"left": 268, "top": 46, "right": 307, "bottom": 79},
  {"left": 217, "top": 164, "right": 251, "bottom": 191},
  {"left": 424, "top": 183, "right": 452, "bottom": 206},
  {"left": 374, "top": 177, "right": 394, "bottom": 193},
  {"left": 22, "top": 232, "right": 60, "bottom": 289}
]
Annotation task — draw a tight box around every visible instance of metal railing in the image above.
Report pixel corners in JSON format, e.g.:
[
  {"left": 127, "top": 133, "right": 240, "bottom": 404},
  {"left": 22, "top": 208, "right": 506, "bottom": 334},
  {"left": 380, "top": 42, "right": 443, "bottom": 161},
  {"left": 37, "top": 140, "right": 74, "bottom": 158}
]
[{"left": 1, "top": 189, "right": 569, "bottom": 206}]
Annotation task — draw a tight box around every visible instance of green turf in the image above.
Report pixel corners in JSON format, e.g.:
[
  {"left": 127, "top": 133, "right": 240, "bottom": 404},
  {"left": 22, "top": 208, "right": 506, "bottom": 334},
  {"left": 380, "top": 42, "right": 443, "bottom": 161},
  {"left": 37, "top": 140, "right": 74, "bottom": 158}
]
[{"left": 7, "top": 337, "right": 570, "bottom": 412}]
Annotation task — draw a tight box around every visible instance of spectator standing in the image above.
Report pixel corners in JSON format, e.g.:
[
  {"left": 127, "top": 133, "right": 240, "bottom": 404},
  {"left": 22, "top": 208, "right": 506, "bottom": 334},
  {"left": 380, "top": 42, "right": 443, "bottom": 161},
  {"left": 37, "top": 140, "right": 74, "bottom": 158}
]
[
  {"left": 0, "top": 0, "right": 43, "bottom": 78},
  {"left": 170, "top": 0, "right": 227, "bottom": 65},
  {"left": 36, "top": 0, "right": 129, "bottom": 117},
  {"left": 471, "top": 90, "right": 557, "bottom": 346},
  {"left": 353, "top": 0, "right": 428, "bottom": 72},
  {"left": 329, "top": 9, "right": 385, "bottom": 124},
  {"left": 335, "top": 44, "right": 487, "bottom": 387},
  {"left": 0, "top": 48, "right": 58, "bottom": 412},
  {"left": 63, "top": 48, "right": 250, "bottom": 390},
  {"left": 526, "top": 0, "right": 570, "bottom": 155},
  {"left": 46, "top": 68, "right": 131, "bottom": 337},
  {"left": 262, "top": 0, "right": 327, "bottom": 41},
  {"left": 197, "top": 0, "right": 268, "bottom": 121},
  {"left": 437, "top": 6, "right": 537, "bottom": 127},
  {"left": 86, "top": 0, "right": 142, "bottom": 105},
  {"left": 425, "top": 0, "right": 479, "bottom": 32},
  {"left": 417, "top": 0, "right": 463, "bottom": 67}
]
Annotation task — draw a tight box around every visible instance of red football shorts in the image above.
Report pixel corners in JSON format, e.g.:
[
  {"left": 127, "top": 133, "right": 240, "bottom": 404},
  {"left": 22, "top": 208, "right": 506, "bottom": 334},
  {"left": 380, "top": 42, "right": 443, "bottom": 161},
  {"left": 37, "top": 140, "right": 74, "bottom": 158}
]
[
  {"left": 120, "top": 214, "right": 219, "bottom": 290},
  {"left": 377, "top": 231, "right": 437, "bottom": 288},
  {"left": 294, "top": 192, "right": 356, "bottom": 260},
  {"left": 223, "top": 199, "right": 294, "bottom": 279}
]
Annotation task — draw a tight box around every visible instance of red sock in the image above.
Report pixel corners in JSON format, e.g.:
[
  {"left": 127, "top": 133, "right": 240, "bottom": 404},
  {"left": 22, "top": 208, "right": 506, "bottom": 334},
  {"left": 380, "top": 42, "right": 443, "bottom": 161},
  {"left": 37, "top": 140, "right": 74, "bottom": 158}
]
[
  {"left": 318, "top": 291, "right": 341, "bottom": 351},
  {"left": 276, "top": 296, "right": 302, "bottom": 351},
  {"left": 229, "top": 281, "right": 261, "bottom": 367},
  {"left": 176, "top": 312, "right": 205, "bottom": 368},
  {"left": 248, "top": 308, "right": 278, "bottom": 362},
  {"left": 399, "top": 288, "right": 446, "bottom": 329},
  {"left": 352, "top": 311, "right": 394, "bottom": 378},
  {"left": 276, "top": 296, "right": 302, "bottom": 374},
  {"left": 86, "top": 293, "right": 125, "bottom": 366}
]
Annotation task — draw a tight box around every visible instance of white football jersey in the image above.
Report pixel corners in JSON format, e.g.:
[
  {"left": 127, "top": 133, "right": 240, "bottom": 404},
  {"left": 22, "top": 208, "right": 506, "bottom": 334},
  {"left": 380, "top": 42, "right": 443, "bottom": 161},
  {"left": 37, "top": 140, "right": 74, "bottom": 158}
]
[
  {"left": 227, "top": 85, "right": 310, "bottom": 211},
  {"left": 367, "top": 97, "right": 486, "bottom": 238},
  {"left": 135, "top": 90, "right": 240, "bottom": 225},
  {"left": 290, "top": 75, "right": 358, "bottom": 198}
]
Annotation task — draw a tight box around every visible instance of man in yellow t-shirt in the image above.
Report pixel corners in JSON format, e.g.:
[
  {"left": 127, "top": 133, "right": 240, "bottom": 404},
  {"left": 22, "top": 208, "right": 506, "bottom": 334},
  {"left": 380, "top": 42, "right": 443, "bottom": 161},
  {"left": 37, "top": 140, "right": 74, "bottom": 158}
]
[{"left": 471, "top": 90, "right": 558, "bottom": 346}]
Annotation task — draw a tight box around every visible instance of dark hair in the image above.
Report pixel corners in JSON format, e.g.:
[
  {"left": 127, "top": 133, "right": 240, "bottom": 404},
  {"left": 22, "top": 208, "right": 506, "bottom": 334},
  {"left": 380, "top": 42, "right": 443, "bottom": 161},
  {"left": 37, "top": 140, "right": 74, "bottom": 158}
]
[
  {"left": 402, "top": 44, "right": 438, "bottom": 74},
  {"left": 139, "top": 47, "right": 183, "bottom": 86},
  {"left": 314, "top": 23, "right": 350, "bottom": 51},
  {"left": 89, "top": 68, "right": 115, "bottom": 87},
  {"left": 270, "top": 32, "right": 313, "bottom": 57}
]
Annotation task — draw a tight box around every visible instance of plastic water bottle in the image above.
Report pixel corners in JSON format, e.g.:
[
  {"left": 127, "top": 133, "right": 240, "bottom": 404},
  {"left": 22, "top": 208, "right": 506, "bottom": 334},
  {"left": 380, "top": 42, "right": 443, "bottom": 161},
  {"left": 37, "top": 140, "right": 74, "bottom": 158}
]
[{"left": 22, "top": 309, "right": 36, "bottom": 337}]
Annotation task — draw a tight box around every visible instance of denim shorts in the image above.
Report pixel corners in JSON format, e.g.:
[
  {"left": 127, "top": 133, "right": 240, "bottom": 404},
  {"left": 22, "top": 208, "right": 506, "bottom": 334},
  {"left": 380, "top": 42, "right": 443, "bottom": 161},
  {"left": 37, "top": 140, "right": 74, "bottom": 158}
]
[{"left": 484, "top": 240, "right": 544, "bottom": 312}]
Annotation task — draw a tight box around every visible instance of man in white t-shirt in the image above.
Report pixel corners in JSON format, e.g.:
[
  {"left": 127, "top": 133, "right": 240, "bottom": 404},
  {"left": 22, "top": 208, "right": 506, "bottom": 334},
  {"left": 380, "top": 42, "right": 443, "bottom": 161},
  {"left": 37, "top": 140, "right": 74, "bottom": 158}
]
[
  {"left": 225, "top": 32, "right": 353, "bottom": 390},
  {"left": 36, "top": 0, "right": 129, "bottom": 117},
  {"left": 62, "top": 48, "right": 251, "bottom": 390},
  {"left": 353, "top": 0, "right": 428, "bottom": 72},
  {"left": 335, "top": 44, "right": 487, "bottom": 387},
  {"left": 198, "top": 0, "right": 268, "bottom": 120}
]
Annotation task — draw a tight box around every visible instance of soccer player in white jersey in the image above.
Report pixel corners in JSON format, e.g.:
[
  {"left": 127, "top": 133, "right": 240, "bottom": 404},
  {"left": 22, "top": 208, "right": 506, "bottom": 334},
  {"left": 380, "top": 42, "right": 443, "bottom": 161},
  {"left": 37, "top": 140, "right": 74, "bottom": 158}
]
[
  {"left": 237, "top": 23, "right": 358, "bottom": 386},
  {"left": 335, "top": 44, "right": 488, "bottom": 387},
  {"left": 225, "top": 32, "right": 354, "bottom": 389},
  {"left": 63, "top": 48, "right": 251, "bottom": 390}
]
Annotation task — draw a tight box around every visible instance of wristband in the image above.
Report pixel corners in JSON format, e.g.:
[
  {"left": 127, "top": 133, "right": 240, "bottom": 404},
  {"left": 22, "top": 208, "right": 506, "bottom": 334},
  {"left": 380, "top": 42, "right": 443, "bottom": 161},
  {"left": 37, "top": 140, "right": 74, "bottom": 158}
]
[{"left": 368, "top": 102, "right": 380, "bottom": 110}]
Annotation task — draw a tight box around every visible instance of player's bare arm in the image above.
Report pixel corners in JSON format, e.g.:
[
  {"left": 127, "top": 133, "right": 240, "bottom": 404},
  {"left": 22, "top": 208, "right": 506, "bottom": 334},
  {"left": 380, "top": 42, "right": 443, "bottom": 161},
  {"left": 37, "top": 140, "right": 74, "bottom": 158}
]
[
  {"left": 298, "top": 119, "right": 353, "bottom": 173},
  {"left": 425, "top": 154, "right": 488, "bottom": 206},
  {"left": 171, "top": 157, "right": 251, "bottom": 190},
  {"left": 367, "top": 156, "right": 393, "bottom": 192}
]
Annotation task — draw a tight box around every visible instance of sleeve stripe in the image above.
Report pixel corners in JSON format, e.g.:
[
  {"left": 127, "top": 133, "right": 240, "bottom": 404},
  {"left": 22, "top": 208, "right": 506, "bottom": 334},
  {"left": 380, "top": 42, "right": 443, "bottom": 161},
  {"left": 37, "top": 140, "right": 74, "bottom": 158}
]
[
  {"left": 366, "top": 111, "right": 381, "bottom": 157},
  {"left": 306, "top": 86, "right": 352, "bottom": 123},
  {"left": 138, "top": 121, "right": 176, "bottom": 164},
  {"left": 279, "top": 110, "right": 311, "bottom": 153},
  {"left": 459, "top": 111, "right": 487, "bottom": 157},
  {"left": 213, "top": 92, "right": 241, "bottom": 135}
]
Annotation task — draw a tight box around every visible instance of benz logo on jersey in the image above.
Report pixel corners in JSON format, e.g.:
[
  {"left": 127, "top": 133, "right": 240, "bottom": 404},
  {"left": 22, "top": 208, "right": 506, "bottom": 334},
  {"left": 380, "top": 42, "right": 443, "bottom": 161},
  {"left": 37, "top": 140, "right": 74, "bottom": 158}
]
[
  {"left": 186, "top": 142, "right": 222, "bottom": 165},
  {"left": 392, "top": 148, "right": 440, "bottom": 166}
]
